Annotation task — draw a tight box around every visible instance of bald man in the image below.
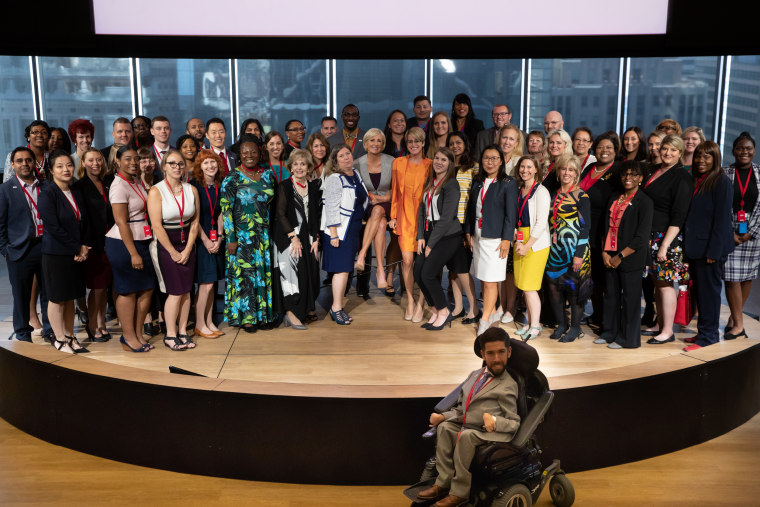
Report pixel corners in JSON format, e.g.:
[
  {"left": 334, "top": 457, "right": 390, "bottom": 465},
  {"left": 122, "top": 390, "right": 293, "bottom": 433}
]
[{"left": 543, "top": 111, "right": 564, "bottom": 134}]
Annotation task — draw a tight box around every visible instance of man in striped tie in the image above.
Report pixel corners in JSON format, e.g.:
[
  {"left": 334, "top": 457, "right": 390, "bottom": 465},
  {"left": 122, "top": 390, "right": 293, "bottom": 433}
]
[{"left": 418, "top": 328, "right": 521, "bottom": 507}]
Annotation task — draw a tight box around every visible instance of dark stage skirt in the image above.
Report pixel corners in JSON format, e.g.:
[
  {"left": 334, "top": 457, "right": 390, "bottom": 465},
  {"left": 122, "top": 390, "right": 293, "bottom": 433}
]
[
  {"left": 158, "top": 226, "right": 196, "bottom": 296},
  {"left": 105, "top": 237, "right": 156, "bottom": 295},
  {"left": 41, "top": 253, "right": 86, "bottom": 303}
]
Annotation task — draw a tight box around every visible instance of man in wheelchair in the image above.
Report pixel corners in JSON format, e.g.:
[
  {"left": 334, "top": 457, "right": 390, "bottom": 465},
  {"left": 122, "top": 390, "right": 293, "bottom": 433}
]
[{"left": 418, "top": 328, "right": 521, "bottom": 507}]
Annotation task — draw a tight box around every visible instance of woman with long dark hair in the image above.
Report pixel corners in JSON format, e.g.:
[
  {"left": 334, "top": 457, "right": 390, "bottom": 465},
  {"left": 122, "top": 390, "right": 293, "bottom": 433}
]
[
  {"left": 262, "top": 131, "right": 289, "bottom": 184},
  {"left": 621, "top": 127, "right": 647, "bottom": 162},
  {"left": 451, "top": 93, "right": 484, "bottom": 148},
  {"left": 383, "top": 109, "right": 408, "bottom": 158},
  {"left": 683, "top": 141, "right": 734, "bottom": 350}
]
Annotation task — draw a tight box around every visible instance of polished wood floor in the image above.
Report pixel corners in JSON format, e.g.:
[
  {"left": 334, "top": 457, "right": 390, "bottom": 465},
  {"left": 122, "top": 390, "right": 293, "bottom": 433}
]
[
  {"left": 2, "top": 283, "right": 755, "bottom": 392},
  {"left": 1, "top": 411, "right": 758, "bottom": 506}
]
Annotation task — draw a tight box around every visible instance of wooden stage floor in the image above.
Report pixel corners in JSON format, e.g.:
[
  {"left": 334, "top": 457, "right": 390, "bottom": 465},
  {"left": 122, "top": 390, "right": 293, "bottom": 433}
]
[{"left": 4, "top": 284, "right": 756, "bottom": 391}]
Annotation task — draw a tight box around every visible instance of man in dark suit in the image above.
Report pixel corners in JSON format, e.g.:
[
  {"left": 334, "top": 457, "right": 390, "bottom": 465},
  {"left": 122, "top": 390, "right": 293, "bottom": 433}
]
[
  {"left": 406, "top": 95, "right": 432, "bottom": 132},
  {"left": 327, "top": 104, "right": 367, "bottom": 159},
  {"left": 205, "top": 118, "right": 238, "bottom": 177},
  {"left": 474, "top": 104, "right": 512, "bottom": 160},
  {"left": 0, "top": 147, "right": 52, "bottom": 342},
  {"left": 100, "top": 117, "right": 134, "bottom": 175},
  {"left": 418, "top": 328, "right": 521, "bottom": 507}
]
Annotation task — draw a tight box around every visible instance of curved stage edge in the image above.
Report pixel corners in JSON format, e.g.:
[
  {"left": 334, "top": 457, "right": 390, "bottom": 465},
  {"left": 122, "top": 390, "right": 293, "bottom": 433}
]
[{"left": 1, "top": 339, "right": 759, "bottom": 485}]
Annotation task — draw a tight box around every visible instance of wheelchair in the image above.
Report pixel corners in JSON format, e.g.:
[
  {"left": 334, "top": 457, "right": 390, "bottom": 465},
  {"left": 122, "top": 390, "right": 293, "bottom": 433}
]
[{"left": 403, "top": 335, "right": 574, "bottom": 507}]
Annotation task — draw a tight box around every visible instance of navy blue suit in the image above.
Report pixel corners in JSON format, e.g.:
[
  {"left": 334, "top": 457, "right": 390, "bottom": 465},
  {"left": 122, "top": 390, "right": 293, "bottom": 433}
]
[
  {"left": 37, "top": 184, "right": 88, "bottom": 256},
  {"left": 683, "top": 173, "right": 735, "bottom": 345},
  {"left": 0, "top": 177, "right": 52, "bottom": 340},
  {"left": 465, "top": 177, "right": 518, "bottom": 241}
]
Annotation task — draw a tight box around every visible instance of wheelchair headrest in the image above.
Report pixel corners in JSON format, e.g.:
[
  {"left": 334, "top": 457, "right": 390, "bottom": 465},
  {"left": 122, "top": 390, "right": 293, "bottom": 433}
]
[{"left": 473, "top": 331, "right": 539, "bottom": 379}]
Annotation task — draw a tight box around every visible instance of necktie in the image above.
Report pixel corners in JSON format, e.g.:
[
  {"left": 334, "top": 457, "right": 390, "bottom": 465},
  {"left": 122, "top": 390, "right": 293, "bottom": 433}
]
[
  {"left": 472, "top": 371, "right": 492, "bottom": 396},
  {"left": 219, "top": 151, "right": 229, "bottom": 175}
]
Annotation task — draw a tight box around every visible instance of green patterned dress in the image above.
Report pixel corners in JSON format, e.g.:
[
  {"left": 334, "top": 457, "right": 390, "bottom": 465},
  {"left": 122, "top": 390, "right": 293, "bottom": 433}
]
[{"left": 221, "top": 167, "right": 276, "bottom": 326}]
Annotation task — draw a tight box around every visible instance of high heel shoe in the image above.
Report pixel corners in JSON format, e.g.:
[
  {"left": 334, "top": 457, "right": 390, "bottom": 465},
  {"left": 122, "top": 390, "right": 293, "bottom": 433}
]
[
  {"left": 522, "top": 326, "right": 542, "bottom": 341},
  {"left": 450, "top": 308, "right": 465, "bottom": 319},
  {"left": 120, "top": 335, "right": 149, "bottom": 353},
  {"left": 85, "top": 326, "right": 108, "bottom": 343},
  {"left": 52, "top": 337, "right": 74, "bottom": 354},
  {"left": 330, "top": 308, "right": 351, "bottom": 325},
  {"left": 283, "top": 315, "right": 308, "bottom": 330},
  {"left": 427, "top": 313, "right": 453, "bottom": 331},
  {"left": 412, "top": 308, "right": 425, "bottom": 323},
  {"left": 550, "top": 325, "right": 568, "bottom": 340},
  {"left": 558, "top": 327, "right": 584, "bottom": 343},
  {"left": 66, "top": 335, "right": 89, "bottom": 354},
  {"left": 354, "top": 258, "right": 365, "bottom": 272},
  {"left": 462, "top": 311, "right": 482, "bottom": 325},
  {"left": 514, "top": 326, "right": 529, "bottom": 336}
]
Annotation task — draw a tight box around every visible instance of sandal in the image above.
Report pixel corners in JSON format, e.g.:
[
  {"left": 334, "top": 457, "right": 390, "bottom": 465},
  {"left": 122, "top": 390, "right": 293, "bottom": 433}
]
[
  {"left": 330, "top": 308, "right": 351, "bottom": 325},
  {"left": 163, "top": 336, "right": 187, "bottom": 351},
  {"left": 523, "top": 326, "right": 542, "bottom": 341},
  {"left": 177, "top": 334, "right": 196, "bottom": 349},
  {"left": 120, "top": 335, "right": 150, "bottom": 353},
  {"left": 66, "top": 335, "right": 90, "bottom": 354},
  {"left": 53, "top": 337, "right": 75, "bottom": 354}
]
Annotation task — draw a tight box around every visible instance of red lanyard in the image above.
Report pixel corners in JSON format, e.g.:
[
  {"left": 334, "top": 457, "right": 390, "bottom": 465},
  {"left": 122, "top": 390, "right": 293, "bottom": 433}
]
[
  {"left": 64, "top": 191, "right": 81, "bottom": 221},
  {"left": 167, "top": 180, "right": 186, "bottom": 228},
  {"left": 458, "top": 122, "right": 466, "bottom": 133},
  {"left": 287, "top": 141, "right": 299, "bottom": 149},
  {"left": 117, "top": 173, "right": 149, "bottom": 221},
  {"left": 644, "top": 166, "right": 665, "bottom": 188},
  {"left": 96, "top": 180, "right": 108, "bottom": 205},
  {"left": 581, "top": 154, "right": 590, "bottom": 169},
  {"left": 420, "top": 120, "right": 429, "bottom": 132},
  {"left": 610, "top": 191, "right": 636, "bottom": 229},
  {"left": 269, "top": 163, "right": 283, "bottom": 183},
  {"left": 580, "top": 162, "right": 613, "bottom": 191},
  {"left": 460, "top": 369, "right": 493, "bottom": 433},
  {"left": 349, "top": 137, "right": 357, "bottom": 151},
  {"left": 17, "top": 176, "right": 40, "bottom": 219},
  {"left": 517, "top": 182, "right": 536, "bottom": 227},
  {"left": 314, "top": 162, "right": 323, "bottom": 176},
  {"left": 542, "top": 161, "right": 555, "bottom": 182},
  {"left": 480, "top": 179, "right": 494, "bottom": 209},
  {"left": 204, "top": 184, "right": 218, "bottom": 226},
  {"left": 552, "top": 187, "right": 574, "bottom": 223},
  {"left": 26, "top": 144, "right": 44, "bottom": 179},
  {"left": 693, "top": 174, "right": 706, "bottom": 197},
  {"left": 153, "top": 144, "right": 166, "bottom": 162},
  {"left": 736, "top": 166, "right": 754, "bottom": 208}
]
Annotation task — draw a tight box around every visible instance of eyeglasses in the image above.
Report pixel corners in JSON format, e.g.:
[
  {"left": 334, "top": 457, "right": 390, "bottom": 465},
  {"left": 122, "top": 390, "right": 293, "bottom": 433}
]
[
  {"left": 29, "top": 130, "right": 48, "bottom": 136},
  {"left": 574, "top": 138, "right": 592, "bottom": 144},
  {"left": 287, "top": 126, "right": 306, "bottom": 132},
  {"left": 492, "top": 112, "right": 509, "bottom": 118},
  {"left": 483, "top": 156, "right": 501, "bottom": 162},
  {"left": 166, "top": 161, "right": 186, "bottom": 168}
]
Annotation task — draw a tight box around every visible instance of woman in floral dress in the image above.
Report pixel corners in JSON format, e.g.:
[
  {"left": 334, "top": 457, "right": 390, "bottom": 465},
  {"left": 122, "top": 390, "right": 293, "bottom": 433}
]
[{"left": 221, "top": 134, "right": 276, "bottom": 332}]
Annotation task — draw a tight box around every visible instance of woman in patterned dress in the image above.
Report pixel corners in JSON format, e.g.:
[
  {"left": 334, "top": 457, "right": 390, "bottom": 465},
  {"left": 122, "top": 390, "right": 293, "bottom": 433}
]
[
  {"left": 545, "top": 153, "right": 592, "bottom": 343},
  {"left": 221, "top": 134, "right": 276, "bottom": 333}
]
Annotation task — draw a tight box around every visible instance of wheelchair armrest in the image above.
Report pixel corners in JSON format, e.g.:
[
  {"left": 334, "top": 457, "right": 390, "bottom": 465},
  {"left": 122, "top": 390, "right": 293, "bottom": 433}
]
[
  {"left": 433, "top": 382, "right": 464, "bottom": 413},
  {"left": 511, "top": 391, "right": 554, "bottom": 448},
  {"left": 422, "top": 426, "right": 437, "bottom": 439}
]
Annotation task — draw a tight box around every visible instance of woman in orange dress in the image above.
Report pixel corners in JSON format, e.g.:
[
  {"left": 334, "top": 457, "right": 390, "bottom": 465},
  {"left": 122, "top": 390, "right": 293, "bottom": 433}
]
[{"left": 389, "top": 127, "right": 432, "bottom": 321}]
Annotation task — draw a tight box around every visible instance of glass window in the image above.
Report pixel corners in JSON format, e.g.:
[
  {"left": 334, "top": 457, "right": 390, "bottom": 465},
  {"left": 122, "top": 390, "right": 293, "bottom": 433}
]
[
  {"left": 237, "top": 59, "right": 328, "bottom": 138},
  {"left": 0, "top": 56, "right": 35, "bottom": 165},
  {"left": 139, "top": 58, "right": 232, "bottom": 147},
  {"left": 627, "top": 56, "right": 720, "bottom": 140},
  {"left": 529, "top": 58, "right": 621, "bottom": 137},
  {"left": 38, "top": 56, "right": 132, "bottom": 151},
  {"left": 724, "top": 55, "right": 760, "bottom": 163},
  {"left": 431, "top": 59, "right": 523, "bottom": 130},
  {"left": 335, "top": 59, "right": 425, "bottom": 134}
]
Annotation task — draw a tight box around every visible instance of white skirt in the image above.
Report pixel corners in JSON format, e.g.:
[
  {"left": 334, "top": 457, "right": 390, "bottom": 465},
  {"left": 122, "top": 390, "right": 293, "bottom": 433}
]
[{"left": 470, "top": 226, "right": 507, "bottom": 282}]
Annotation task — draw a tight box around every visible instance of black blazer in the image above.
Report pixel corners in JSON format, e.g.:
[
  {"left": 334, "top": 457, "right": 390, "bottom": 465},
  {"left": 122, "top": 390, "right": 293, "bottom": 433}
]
[
  {"left": 38, "top": 183, "right": 88, "bottom": 256},
  {"left": 465, "top": 177, "right": 518, "bottom": 241},
  {"left": 459, "top": 117, "right": 485, "bottom": 148},
  {"left": 683, "top": 173, "right": 735, "bottom": 261},
  {"left": 416, "top": 178, "right": 462, "bottom": 249},
  {"left": 602, "top": 190, "right": 654, "bottom": 272},
  {"left": 0, "top": 178, "right": 46, "bottom": 261},
  {"left": 273, "top": 178, "right": 322, "bottom": 253},
  {"left": 72, "top": 176, "right": 112, "bottom": 252},
  {"left": 579, "top": 161, "right": 620, "bottom": 248}
]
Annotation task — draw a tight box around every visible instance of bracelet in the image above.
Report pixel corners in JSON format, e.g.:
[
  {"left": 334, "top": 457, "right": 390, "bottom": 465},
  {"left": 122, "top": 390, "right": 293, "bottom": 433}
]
[
  {"left": 330, "top": 236, "right": 338, "bottom": 240},
  {"left": 617, "top": 253, "right": 624, "bottom": 259}
]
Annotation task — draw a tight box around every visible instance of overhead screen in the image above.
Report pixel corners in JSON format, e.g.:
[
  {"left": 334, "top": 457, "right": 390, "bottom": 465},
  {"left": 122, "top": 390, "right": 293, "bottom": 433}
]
[{"left": 92, "top": 0, "right": 670, "bottom": 37}]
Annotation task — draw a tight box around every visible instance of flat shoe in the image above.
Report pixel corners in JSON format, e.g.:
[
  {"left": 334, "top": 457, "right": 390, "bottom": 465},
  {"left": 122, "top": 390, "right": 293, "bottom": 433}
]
[
  {"left": 683, "top": 343, "right": 702, "bottom": 352},
  {"left": 724, "top": 329, "right": 747, "bottom": 340},
  {"left": 593, "top": 338, "right": 609, "bottom": 344},
  {"left": 195, "top": 328, "right": 219, "bottom": 339},
  {"left": 683, "top": 335, "right": 698, "bottom": 344},
  {"left": 607, "top": 342, "right": 623, "bottom": 349},
  {"left": 646, "top": 335, "right": 674, "bottom": 344}
]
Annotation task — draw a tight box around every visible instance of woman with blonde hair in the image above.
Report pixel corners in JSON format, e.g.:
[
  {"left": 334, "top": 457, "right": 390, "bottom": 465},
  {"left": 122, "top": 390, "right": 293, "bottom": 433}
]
[
  {"left": 542, "top": 129, "right": 573, "bottom": 195},
  {"left": 680, "top": 126, "right": 706, "bottom": 173},
  {"left": 389, "top": 127, "right": 432, "bottom": 321},
  {"left": 499, "top": 124, "right": 524, "bottom": 176}
]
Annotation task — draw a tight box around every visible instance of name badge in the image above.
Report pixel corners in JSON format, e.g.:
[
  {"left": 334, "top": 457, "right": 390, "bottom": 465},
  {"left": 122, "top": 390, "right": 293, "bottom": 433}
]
[
  {"left": 210, "top": 230, "right": 217, "bottom": 242},
  {"left": 738, "top": 210, "right": 746, "bottom": 222},
  {"left": 478, "top": 218, "right": 483, "bottom": 229},
  {"left": 739, "top": 222, "right": 748, "bottom": 234},
  {"left": 552, "top": 232, "right": 558, "bottom": 245},
  {"left": 36, "top": 224, "right": 44, "bottom": 236},
  {"left": 144, "top": 225, "right": 152, "bottom": 239},
  {"left": 515, "top": 230, "right": 524, "bottom": 241}
]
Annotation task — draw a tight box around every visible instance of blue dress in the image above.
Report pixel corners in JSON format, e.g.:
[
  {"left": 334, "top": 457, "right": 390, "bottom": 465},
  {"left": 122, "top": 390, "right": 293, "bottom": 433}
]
[
  {"left": 322, "top": 172, "right": 367, "bottom": 273},
  {"left": 192, "top": 180, "right": 224, "bottom": 284}
]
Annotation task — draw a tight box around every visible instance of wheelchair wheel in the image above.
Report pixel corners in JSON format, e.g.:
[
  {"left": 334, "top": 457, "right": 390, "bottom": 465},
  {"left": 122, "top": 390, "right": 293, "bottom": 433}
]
[
  {"left": 549, "top": 474, "right": 575, "bottom": 507},
  {"left": 491, "top": 483, "right": 532, "bottom": 507}
]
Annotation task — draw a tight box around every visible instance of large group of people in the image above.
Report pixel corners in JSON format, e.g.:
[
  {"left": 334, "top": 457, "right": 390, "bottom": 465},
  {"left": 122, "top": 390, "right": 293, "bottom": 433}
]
[{"left": 0, "top": 94, "right": 755, "bottom": 355}]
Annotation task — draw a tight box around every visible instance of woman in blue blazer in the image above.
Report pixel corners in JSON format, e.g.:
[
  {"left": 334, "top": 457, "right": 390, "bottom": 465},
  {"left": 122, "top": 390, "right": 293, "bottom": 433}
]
[
  {"left": 38, "top": 150, "right": 91, "bottom": 354},
  {"left": 683, "top": 141, "right": 735, "bottom": 350},
  {"left": 465, "top": 145, "right": 518, "bottom": 335}
]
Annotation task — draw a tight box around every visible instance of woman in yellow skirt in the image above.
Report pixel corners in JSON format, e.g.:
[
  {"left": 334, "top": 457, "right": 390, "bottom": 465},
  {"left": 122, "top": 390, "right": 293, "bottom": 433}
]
[{"left": 512, "top": 155, "right": 551, "bottom": 340}]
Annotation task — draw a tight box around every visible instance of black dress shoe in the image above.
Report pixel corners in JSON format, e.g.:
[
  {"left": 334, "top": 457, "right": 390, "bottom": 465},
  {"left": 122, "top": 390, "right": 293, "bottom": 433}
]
[
  {"left": 462, "top": 311, "right": 482, "bottom": 325},
  {"left": 647, "top": 335, "right": 675, "bottom": 344},
  {"left": 724, "top": 329, "right": 747, "bottom": 340},
  {"left": 550, "top": 325, "right": 568, "bottom": 340},
  {"left": 559, "top": 327, "right": 584, "bottom": 342},
  {"left": 641, "top": 329, "right": 661, "bottom": 336},
  {"left": 450, "top": 308, "right": 465, "bottom": 319}
]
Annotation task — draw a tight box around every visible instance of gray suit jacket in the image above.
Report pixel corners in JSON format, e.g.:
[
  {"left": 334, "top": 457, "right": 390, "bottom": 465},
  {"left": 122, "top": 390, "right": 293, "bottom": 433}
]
[
  {"left": 441, "top": 367, "right": 521, "bottom": 443},
  {"left": 328, "top": 129, "right": 367, "bottom": 159},
  {"left": 354, "top": 154, "right": 393, "bottom": 196}
]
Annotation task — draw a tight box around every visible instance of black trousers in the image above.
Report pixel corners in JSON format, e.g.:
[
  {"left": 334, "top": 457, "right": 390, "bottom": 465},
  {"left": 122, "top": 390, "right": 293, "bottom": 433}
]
[
  {"left": 602, "top": 267, "right": 642, "bottom": 348},
  {"left": 6, "top": 240, "right": 51, "bottom": 340},
  {"left": 690, "top": 257, "right": 724, "bottom": 346},
  {"left": 414, "top": 233, "right": 461, "bottom": 310}
]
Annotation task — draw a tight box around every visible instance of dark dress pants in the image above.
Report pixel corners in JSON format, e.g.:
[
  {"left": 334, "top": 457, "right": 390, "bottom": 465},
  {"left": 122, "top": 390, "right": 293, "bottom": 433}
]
[
  {"left": 602, "top": 267, "right": 642, "bottom": 348},
  {"left": 414, "top": 233, "right": 461, "bottom": 310},
  {"left": 690, "top": 257, "right": 724, "bottom": 346},
  {"left": 6, "top": 240, "right": 52, "bottom": 340}
]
